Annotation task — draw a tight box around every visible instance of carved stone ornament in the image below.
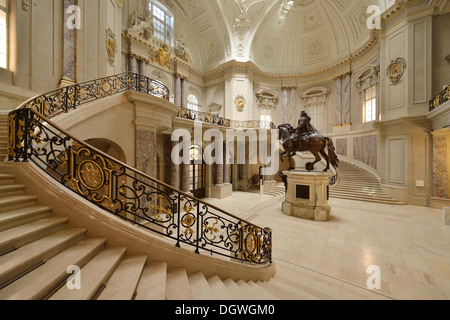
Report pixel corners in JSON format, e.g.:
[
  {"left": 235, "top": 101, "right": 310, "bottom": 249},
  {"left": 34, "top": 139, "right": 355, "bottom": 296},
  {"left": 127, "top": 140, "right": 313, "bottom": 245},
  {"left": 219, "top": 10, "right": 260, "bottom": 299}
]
[
  {"left": 386, "top": 57, "right": 406, "bottom": 85},
  {"left": 106, "top": 27, "right": 117, "bottom": 66},
  {"left": 152, "top": 43, "right": 172, "bottom": 70},
  {"left": 235, "top": 95, "right": 246, "bottom": 112}
]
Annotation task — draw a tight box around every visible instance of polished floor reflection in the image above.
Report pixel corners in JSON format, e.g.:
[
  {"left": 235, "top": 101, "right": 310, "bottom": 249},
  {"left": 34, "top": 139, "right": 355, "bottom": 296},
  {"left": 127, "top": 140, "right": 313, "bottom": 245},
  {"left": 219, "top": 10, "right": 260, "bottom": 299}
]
[{"left": 205, "top": 187, "right": 450, "bottom": 300}]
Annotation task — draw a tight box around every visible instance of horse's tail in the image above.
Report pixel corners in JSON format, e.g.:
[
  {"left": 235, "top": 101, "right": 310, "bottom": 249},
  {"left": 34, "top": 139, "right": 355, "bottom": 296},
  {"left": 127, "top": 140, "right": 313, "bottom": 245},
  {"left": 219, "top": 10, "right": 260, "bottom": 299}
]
[{"left": 325, "top": 138, "right": 340, "bottom": 169}]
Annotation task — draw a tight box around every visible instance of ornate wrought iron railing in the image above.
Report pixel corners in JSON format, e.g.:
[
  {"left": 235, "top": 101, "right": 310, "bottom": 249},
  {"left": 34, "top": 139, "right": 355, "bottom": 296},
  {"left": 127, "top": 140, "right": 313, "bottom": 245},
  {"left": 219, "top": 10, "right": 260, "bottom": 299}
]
[
  {"left": 8, "top": 109, "right": 272, "bottom": 265},
  {"left": 430, "top": 85, "right": 450, "bottom": 112},
  {"left": 177, "top": 107, "right": 277, "bottom": 130},
  {"left": 21, "top": 73, "right": 170, "bottom": 119}
]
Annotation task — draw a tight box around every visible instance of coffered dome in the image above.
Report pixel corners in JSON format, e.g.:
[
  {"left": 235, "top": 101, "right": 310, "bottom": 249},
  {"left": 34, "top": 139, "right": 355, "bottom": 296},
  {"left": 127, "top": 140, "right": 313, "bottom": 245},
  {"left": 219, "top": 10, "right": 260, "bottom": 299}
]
[{"left": 250, "top": 0, "right": 387, "bottom": 74}]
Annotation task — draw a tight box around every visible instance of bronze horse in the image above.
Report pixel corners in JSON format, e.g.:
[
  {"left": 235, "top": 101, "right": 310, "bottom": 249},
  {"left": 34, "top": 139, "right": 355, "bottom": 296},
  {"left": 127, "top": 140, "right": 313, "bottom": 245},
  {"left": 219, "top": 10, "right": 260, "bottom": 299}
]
[{"left": 278, "top": 124, "right": 339, "bottom": 172}]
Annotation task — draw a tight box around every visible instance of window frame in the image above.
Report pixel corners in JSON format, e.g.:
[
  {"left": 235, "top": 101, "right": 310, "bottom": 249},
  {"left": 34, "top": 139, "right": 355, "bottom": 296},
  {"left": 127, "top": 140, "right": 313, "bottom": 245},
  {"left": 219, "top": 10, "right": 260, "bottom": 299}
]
[
  {"left": 149, "top": 0, "right": 174, "bottom": 45},
  {"left": 187, "top": 94, "right": 200, "bottom": 112},
  {"left": 0, "top": 0, "right": 9, "bottom": 70},
  {"left": 363, "top": 85, "right": 377, "bottom": 123}
]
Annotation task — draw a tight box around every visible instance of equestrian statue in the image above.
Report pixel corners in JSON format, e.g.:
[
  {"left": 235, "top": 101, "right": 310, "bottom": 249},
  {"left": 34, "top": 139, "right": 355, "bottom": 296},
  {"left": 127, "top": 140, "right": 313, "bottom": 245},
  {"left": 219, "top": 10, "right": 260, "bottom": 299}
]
[{"left": 278, "top": 111, "right": 339, "bottom": 172}]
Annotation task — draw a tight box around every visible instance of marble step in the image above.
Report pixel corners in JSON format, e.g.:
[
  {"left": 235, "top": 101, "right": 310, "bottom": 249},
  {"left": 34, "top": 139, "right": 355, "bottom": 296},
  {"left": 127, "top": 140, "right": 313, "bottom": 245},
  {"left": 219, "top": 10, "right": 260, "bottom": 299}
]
[
  {"left": 0, "top": 206, "right": 52, "bottom": 232},
  {"left": 330, "top": 190, "right": 392, "bottom": 199},
  {"left": 222, "top": 278, "right": 248, "bottom": 300},
  {"left": 330, "top": 193, "right": 406, "bottom": 205},
  {"left": 97, "top": 255, "right": 147, "bottom": 300},
  {"left": 134, "top": 262, "right": 167, "bottom": 300},
  {"left": 247, "top": 281, "right": 280, "bottom": 300},
  {"left": 0, "top": 217, "right": 70, "bottom": 255},
  {"left": 166, "top": 268, "right": 194, "bottom": 300},
  {"left": 0, "top": 228, "right": 87, "bottom": 288},
  {"left": 49, "top": 247, "right": 127, "bottom": 300},
  {"left": 188, "top": 272, "right": 216, "bottom": 300},
  {"left": 0, "top": 195, "right": 38, "bottom": 214},
  {"left": 207, "top": 276, "right": 233, "bottom": 300},
  {"left": 0, "top": 185, "right": 26, "bottom": 198},
  {"left": 0, "top": 173, "right": 14, "bottom": 185},
  {"left": 0, "top": 238, "right": 107, "bottom": 300}
]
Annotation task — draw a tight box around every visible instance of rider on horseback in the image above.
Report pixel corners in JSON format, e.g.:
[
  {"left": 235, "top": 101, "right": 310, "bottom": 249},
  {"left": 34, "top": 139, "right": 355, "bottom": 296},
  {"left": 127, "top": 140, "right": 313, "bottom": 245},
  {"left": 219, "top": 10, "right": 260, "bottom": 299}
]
[{"left": 294, "top": 111, "right": 318, "bottom": 149}]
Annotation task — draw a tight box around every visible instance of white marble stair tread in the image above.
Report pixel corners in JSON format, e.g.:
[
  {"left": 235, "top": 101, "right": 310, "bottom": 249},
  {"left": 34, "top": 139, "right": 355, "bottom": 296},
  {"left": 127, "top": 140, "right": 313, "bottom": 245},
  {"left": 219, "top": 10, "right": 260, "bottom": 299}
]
[
  {"left": 0, "top": 206, "right": 52, "bottom": 232},
  {"left": 97, "top": 255, "right": 147, "bottom": 300},
  {"left": 166, "top": 268, "right": 194, "bottom": 300},
  {"left": 0, "top": 238, "right": 107, "bottom": 300},
  {"left": 0, "top": 195, "right": 38, "bottom": 213},
  {"left": 188, "top": 272, "right": 216, "bottom": 300},
  {"left": 134, "top": 262, "right": 167, "bottom": 300},
  {"left": 246, "top": 281, "right": 279, "bottom": 300},
  {"left": 0, "top": 185, "right": 25, "bottom": 198},
  {"left": 49, "top": 247, "right": 127, "bottom": 300},
  {"left": 235, "top": 280, "right": 263, "bottom": 300},
  {"left": 0, "top": 217, "right": 69, "bottom": 254},
  {"left": 0, "top": 227, "right": 87, "bottom": 288},
  {"left": 222, "top": 278, "right": 247, "bottom": 300},
  {"left": 207, "top": 276, "right": 233, "bottom": 300},
  {"left": 257, "top": 279, "right": 318, "bottom": 300},
  {"left": 0, "top": 174, "right": 14, "bottom": 185}
]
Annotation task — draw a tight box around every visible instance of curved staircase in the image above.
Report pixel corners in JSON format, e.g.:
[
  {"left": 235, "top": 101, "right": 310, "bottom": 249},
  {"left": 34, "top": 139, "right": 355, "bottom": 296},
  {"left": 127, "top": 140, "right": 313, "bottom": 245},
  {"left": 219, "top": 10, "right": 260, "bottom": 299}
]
[
  {"left": 330, "top": 162, "right": 406, "bottom": 205},
  {"left": 0, "top": 169, "right": 391, "bottom": 300}
]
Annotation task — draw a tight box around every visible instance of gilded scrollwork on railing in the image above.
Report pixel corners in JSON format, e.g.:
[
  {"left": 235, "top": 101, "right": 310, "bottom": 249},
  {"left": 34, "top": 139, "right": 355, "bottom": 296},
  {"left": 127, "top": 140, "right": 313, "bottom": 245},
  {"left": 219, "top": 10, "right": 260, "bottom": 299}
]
[
  {"left": 430, "top": 85, "right": 450, "bottom": 112},
  {"left": 177, "top": 107, "right": 276, "bottom": 130},
  {"left": 7, "top": 107, "right": 272, "bottom": 265},
  {"left": 20, "top": 73, "right": 170, "bottom": 120}
]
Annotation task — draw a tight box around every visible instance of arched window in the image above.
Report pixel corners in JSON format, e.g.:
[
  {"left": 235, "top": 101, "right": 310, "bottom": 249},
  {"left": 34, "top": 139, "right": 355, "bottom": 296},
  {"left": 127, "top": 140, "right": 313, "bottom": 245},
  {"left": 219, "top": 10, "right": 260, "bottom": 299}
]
[
  {"left": 300, "top": 87, "right": 330, "bottom": 132},
  {"left": 149, "top": 1, "right": 174, "bottom": 45},
  {"left": 0, "top": 0, "right": 8, "bottom": 69},
  {"left": 187, "top": 94, "right": 200, "bottom": 112}
]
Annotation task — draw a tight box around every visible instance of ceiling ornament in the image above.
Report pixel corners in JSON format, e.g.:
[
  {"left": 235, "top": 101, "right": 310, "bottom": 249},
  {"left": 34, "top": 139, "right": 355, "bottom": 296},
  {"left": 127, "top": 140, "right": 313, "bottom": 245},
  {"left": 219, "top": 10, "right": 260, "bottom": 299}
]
[
  {"left": 233, "top": 0, "right": 264, "bottom": 40},
  {"left": 386, "top": 57, "right": 406, "bottom": 85}
]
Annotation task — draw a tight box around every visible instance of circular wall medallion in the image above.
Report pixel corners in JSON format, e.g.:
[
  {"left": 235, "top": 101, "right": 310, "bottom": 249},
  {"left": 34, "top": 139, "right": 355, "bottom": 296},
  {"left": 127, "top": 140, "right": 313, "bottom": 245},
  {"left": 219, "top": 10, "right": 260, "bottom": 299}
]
[
  {"left": 235, "top": 95, "right": 246, "bottom": 112},
  {"left": 386, "top": 57, "right": 406, "bottom": 85},
  {"left": 78, "top": 160, "right": 104, "bottom": 191}
]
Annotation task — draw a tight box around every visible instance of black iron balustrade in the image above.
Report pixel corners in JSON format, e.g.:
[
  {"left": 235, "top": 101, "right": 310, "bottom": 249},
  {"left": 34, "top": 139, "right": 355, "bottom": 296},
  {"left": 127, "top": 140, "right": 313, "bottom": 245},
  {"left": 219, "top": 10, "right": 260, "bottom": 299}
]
[
  {"left": 21, "top": 73, "right": 170, "bottom": 119},
  {"left": 430, "top": 85, "right": 450, "bottom": 112},
  {"left": 7, "top": 108, "right": 272, "bottom": 265}
]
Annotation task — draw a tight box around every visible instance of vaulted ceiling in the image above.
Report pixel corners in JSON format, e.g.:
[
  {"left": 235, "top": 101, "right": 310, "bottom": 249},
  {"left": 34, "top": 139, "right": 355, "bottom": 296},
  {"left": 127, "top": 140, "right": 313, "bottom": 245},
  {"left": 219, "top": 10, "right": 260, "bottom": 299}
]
[{"left": 169, "top": 0, "right": 395, "bottom": 73}]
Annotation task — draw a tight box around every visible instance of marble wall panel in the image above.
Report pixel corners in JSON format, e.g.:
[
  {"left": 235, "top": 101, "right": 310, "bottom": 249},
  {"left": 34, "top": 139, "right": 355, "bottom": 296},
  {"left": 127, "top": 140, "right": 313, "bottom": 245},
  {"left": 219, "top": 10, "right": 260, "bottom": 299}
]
[
  {"left": 336, "top": 139, "right": 348, "bottom": 157},
  {"left": 433, "top": 136, "right": 448, "bottom": 198},
  {"left": 353, "top": 135, "right": 378, "bottom": 169}
]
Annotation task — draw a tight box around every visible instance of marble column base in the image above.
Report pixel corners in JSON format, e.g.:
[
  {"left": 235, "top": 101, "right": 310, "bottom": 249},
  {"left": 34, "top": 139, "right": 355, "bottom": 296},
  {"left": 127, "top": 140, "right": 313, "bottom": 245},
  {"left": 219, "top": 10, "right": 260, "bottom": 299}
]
[
  {"left": 211, "top": 184, "right": 233, "bottom": 200},
  {"left": 444, "top": 207, "right": 450, "bottom": 226},
  {"left": 282, "top": 170, "right": 332, "bottom": 222}
]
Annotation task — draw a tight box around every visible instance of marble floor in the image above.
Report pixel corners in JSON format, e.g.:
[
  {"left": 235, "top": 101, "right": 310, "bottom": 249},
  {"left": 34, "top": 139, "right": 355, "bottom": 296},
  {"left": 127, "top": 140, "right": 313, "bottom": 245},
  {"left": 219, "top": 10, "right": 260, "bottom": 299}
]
[{"left": 204, "top": 187, "right": 450, "bottom": 300}]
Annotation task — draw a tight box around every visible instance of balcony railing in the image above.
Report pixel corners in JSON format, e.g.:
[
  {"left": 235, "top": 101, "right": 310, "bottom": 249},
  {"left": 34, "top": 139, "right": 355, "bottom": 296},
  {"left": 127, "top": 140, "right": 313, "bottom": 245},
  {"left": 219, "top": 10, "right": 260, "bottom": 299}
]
[{"left": 430, "top": 85, "right": 450, "bottom": 112}]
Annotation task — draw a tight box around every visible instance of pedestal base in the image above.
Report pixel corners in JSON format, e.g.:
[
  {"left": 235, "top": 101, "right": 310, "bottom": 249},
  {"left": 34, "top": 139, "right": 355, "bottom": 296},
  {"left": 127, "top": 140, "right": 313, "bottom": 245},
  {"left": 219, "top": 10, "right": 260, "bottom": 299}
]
[
  {"left": 211, "top": 184, "right": 233, "bottom": 199},
  {"left": 282, "top": 170, "right": 331, "bottom": 222},
  {"left": 444, "top": 207, "right": 450, "bottom": 226}
]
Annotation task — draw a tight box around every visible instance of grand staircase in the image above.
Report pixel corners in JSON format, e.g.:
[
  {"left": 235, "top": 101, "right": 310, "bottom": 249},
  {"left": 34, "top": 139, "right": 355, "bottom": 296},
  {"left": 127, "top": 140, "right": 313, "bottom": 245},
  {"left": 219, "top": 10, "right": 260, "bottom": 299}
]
[
  {"left": 0, "top": 114, "right": 7, "bottom": 161},
  {"left": 0, "top": 168, "right": 390, "bottom": 300},
  {"left": 330, "top": 162, "right": 406, "bottom": 205}
]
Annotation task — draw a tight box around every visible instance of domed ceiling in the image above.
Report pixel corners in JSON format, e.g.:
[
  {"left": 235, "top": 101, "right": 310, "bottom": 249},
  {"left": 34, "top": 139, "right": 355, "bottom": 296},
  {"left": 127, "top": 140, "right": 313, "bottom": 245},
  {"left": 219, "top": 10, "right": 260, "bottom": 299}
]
[{"left": 172, "top": 0, "right": 395, "bottom": 74}]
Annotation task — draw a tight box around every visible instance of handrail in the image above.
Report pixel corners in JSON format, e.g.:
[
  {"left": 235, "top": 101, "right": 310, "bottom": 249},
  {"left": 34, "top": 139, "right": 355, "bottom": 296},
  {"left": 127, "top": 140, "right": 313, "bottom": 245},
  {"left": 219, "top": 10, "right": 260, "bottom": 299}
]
[
  {"left": 7, "top": 76, "right": 273, "bottom": 265},
  {"left": 430, "top": 85, "right": 450, "bottom": 112},
  {"left": 19, "top": 72, "right": 170, "bottom": 119}
]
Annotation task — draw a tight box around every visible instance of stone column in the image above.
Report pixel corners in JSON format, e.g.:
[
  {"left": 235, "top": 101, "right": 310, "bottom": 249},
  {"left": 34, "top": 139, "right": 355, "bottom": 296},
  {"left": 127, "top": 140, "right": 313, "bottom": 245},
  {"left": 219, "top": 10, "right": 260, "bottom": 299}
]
[
  {"left": 139, "top": 60, "right": 147, "bottom": 77},
  {"left": 334, "top": 76, "right": 343, "bottom": 126},
  {"left": 170, "top": 140, "right": 180, "bottom": 191},
  {"left": 174, "top": 75, "right": 182, "bottom": 107},
  {"left": 181, "top": 163, "right": 190, "bottom": 194},
  {"left": 61, "top": 0, "right": 77, "bottom": 86},
  {"left": 215, "top": 163, "right": 224, "bottom": 186},
  {"left": 282, "top": 88, "right": 288, "bottom": 124},
  {"left": 128, "top": 56, "right": 138, "bottom": 74},
  {"left": 290, "top": 88, "right": 297, "bottom": 125},
  {"left": 181, "top": 78, "right": 188, "bottom": 109},
  {"left": 342, "top": 73, "right": 352, "bottom": 125}
]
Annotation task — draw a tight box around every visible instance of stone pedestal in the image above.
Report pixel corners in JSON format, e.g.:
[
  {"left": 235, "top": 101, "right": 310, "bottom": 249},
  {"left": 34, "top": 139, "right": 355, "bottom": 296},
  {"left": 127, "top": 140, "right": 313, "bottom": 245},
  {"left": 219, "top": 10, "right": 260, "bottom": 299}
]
[
  {"left": 211, "top": 183, "right": 233, "bottom": 200},
  {"left": 282, "top": 170, "right": 332, "bottom": 221},
  {"left": 444, "top": 207, "right": 450, "bottom": 226}
]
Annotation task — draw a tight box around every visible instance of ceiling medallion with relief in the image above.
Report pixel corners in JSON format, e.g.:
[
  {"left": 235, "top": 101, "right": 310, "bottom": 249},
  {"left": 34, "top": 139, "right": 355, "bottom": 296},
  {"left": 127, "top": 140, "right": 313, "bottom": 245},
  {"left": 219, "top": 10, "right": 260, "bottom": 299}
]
[{"left": 386, "top": 57, "right": 406, "bottom": 85}]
